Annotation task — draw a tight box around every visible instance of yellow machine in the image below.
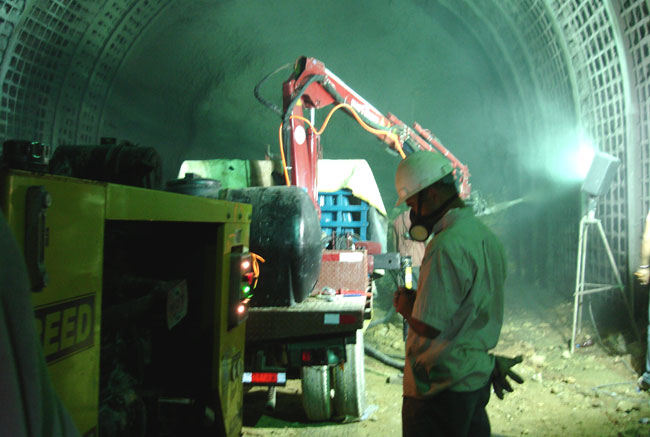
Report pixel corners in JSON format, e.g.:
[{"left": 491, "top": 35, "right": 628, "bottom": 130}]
[{"left": 0, "top": 168, "right": 252, "bottom": 436}]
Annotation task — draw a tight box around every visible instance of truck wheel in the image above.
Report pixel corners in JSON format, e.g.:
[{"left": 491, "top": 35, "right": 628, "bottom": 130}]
[
  {"left": 300, "top": 365, "right": 333, "bottom": 421},
  {"left": 332, "top": 329, "right": 366, "bottom": 418}
]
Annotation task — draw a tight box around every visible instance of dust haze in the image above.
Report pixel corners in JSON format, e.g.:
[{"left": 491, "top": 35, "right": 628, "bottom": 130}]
[{"left": 103, "top": 0, "right": 586, "bottom": 297}]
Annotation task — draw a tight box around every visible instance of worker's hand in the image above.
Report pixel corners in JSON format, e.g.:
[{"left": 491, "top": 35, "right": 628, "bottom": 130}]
[
  {"left": 490, "top": 354, "right": 524, "bottom": 400},
  {"left": 635, "top": 267, "right": 650, "bottom": 286},
  {"left": 393, "top": 287, "right": 415, "bottom": 319}
]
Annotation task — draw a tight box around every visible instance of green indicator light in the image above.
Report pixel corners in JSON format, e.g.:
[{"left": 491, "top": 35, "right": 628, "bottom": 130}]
[{"left": 242, "top": 285, "right": 251, "bottom": 295}]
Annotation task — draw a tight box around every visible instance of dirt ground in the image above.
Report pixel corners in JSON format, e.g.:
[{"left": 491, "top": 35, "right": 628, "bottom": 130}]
[{"left": 241, "top": 284, "right": 650, "bottom": 436}]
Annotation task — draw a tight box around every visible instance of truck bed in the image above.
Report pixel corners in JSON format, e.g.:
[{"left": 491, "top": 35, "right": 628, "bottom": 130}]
[{"left": 246, "top": 293, "right": 371, "bottom": 341}]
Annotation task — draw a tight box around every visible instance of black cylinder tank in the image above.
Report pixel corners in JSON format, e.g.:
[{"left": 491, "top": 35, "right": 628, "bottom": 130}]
[
  {"left": 49, "top": 141, "right": 162, "bottom": 189},
  {"left": 223, "top": 186, "right": 322, "bottom": 307},
  {"left": 165, "top": 173, "right": 221, "bottom": 198}
]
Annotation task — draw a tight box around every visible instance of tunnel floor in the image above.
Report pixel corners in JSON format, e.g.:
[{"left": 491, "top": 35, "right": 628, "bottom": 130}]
[{"left": 242, "top": 284, "right": 650, "bottom": 436}]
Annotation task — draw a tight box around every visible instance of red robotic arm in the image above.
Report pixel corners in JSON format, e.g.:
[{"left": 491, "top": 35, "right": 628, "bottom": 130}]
[{"left": 279, "top": 56, "right": 471, "bottom": 209}]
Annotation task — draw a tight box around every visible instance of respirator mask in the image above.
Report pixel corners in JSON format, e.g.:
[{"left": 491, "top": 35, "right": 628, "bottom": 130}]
[{"left": 408, "top": 191, "right": 458, "bottom": 242}]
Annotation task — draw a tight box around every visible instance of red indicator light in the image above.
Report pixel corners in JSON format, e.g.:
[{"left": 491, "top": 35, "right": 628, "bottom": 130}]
[
  {"left": 237, "top": 304, "right": 246, "bottom": 314},
  {"left": 243, "top": 272, "right": 254, "bottom": 285},
  {"left": 241, "top": 259, "right": 251, "bottom": 270},
  {"left": 301, "top": 351, "right": 312, "bottom": 363}
]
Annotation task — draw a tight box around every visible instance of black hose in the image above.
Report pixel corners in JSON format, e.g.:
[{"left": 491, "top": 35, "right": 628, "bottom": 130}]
[
  {"left": 282, "top": 74, "right": 324, "bottom": 125},
  {"left": 364, "top": 343, "right": 404, "bottom": 371},
  {"left": 279, "top": 74, "right": 326, "bottom": 167},
  {"left": 320, "top": 82, "right": 385, "bottom": 132},
  {"left": 386, "top": 351, "right": 406, "bottom": 360},
  {"left": 253, "top": 63, "right": 291, "bottom": 116},
  {"left": 319, "top": 81, "right": 416, "bottom": 154}
]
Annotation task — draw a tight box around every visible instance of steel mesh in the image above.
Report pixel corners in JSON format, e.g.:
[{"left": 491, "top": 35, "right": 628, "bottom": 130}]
[
  {"left": 0, "top": 0, "right": 171, "bottom": 147},
  {"left": 1, "top": 0, "right": 649, "bottom": 292}
]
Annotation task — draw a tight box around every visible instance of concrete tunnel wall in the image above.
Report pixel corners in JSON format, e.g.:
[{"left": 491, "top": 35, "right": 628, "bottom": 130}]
[{"left": 1, "top": 0, "right": 649, "bottom": 316}]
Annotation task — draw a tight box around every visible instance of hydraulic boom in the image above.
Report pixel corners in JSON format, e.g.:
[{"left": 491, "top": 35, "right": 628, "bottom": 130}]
[{"left": 273, "top": 56, "right": 471, "bottom": 210}]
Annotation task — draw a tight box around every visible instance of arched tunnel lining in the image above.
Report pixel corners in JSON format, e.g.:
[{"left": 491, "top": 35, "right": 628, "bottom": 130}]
[{"left": 1, "top": 0, "right": 649, "bottom": 307}]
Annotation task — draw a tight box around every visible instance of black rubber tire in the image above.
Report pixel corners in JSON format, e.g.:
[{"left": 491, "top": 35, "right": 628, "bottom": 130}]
[
  {"left": 301, "top": 365, "right": 333, "bottom": 421},
  {"left": 332, "top": 329, "right": 366, "bottom": 418}
]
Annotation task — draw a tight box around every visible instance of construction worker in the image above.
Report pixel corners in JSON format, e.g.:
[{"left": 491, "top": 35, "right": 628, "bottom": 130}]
[
  {"left": 635, "top": 208, "right": 650, "bottom": 390},
  {"left": 0, "top": 209, "right": 80, "bottom": 436},
  {"left": 393, "top": 150, "right": 513, "bottom": 437}
]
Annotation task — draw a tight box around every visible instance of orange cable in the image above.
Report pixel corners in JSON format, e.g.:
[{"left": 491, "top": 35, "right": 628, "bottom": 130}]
[
  {"left": 278, "top": 123, "right": 291, "bottom": 186},
  {"left": 277, "top": 102, "right": 407, "bottom": 185},
  {"left": 250, "top": 252, "right": 265, "bottom": 288},
  {"left": 289, "top": 103, "right": 406, "bottom": 158}
]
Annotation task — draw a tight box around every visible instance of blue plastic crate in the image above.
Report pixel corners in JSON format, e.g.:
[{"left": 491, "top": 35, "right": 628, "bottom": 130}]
[{"left": 318, "top": 189, "right": 368, "bottom": 240}]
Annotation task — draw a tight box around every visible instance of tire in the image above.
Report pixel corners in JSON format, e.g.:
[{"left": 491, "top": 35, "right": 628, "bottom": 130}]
[
  {"left": 301, "top": 365, "right": 333, "bottom": 421},
  {"left": 332, "top": 329, "right": 366, "bottom": 418}
]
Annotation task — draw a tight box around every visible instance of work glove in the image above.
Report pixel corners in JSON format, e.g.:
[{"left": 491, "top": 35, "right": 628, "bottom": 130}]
[{"left": 490, "top": 354, "right": 524, "bottom": 400}]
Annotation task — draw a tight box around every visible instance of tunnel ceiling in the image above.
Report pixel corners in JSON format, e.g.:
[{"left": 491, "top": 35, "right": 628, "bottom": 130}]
[
  {"left": 1, "top": 0, "right": 565, "bottom": 200},
  {"left": 1, "top": 0, "right": 650, "bottom": 284},
  {"left": 99, "top": 0, "right": 527, "bottom": 201}
]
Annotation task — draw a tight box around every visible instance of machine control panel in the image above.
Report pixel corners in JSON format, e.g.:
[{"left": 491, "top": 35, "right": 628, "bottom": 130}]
[{"left": 228, "top": 248, "right": 254, "bottom": 329}]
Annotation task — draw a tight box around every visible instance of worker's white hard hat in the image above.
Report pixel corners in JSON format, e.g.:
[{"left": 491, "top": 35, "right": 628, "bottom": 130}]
[{"left": 394, "top": 151, "right": 454, "bottom": 206}]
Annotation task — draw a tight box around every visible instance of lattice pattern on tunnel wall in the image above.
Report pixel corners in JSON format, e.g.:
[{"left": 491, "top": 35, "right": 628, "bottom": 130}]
[
  {"left": 0, "top": 0, "right": 171, "bottom": 148},
  {"left": 0, "top": 1, "right": 26, "bottom": 69},
  {"left": 548, "top": 0, "right": 630, "bottom": 287},
  {"left": 504, "top": 1, "right": 576, "bottom": 119},
  {"left": 1, "top": 0, "right": 98, "bottom": 147},
  {"left": 617, "top": 0, "right": 650, "bottom": 226},
  {"left": 1, "top": 0, "right": 646, "bottom": 295}
]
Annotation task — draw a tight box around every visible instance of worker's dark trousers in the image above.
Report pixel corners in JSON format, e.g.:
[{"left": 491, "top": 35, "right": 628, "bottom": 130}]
[
  {"left": 401, "top": 382, "right": 491, "bottom": 437},
  {"left": 642, "top": 301, "right": 650, "bottom": 384}
]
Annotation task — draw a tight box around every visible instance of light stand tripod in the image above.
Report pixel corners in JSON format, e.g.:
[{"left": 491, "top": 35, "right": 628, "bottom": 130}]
[{"left": 571, "top": 196, "right": 638, "bottom": 353}]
